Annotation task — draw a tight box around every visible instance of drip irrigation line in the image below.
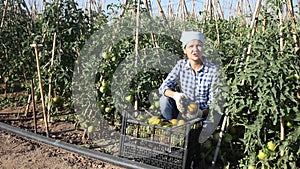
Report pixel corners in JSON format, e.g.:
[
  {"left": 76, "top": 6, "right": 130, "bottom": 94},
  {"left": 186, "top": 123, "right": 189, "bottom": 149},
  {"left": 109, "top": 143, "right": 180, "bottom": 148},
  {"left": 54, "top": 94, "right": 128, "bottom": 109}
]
[{"left": 0, "top": 122, "right": 159, "bottom": 169}]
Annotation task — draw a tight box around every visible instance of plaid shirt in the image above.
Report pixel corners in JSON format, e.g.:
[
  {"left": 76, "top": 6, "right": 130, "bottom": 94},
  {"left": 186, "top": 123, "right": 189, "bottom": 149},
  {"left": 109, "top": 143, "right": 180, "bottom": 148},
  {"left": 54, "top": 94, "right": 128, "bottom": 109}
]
[{"left": 159, "top": 58, "right": 219, "bottom": 110}]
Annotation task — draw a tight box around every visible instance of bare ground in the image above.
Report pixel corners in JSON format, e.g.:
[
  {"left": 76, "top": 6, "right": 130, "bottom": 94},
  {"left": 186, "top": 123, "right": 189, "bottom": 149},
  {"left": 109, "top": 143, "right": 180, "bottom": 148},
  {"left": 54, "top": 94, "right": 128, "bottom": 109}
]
[{"left": 0, "top": 129, "right": 125, "bottom": 169}]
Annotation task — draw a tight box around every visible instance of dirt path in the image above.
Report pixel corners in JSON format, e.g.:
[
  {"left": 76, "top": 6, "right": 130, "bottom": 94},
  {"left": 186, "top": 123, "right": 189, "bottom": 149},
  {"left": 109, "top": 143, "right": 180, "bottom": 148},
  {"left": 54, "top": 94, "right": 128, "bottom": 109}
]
[{"left": 0, "top": 129, "right": 125, "bottom": 169}]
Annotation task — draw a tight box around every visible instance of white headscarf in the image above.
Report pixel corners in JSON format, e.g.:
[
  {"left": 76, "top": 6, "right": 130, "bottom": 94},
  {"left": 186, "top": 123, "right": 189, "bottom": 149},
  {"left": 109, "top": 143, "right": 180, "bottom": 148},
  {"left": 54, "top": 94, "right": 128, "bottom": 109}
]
[{"left": 180, "top": 31, "right": 205, "bottom": 48}]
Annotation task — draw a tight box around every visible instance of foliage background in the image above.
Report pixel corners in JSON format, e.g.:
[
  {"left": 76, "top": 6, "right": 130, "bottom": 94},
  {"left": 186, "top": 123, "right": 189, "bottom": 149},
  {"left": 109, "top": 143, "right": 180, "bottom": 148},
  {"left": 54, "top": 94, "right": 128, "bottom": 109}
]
[{"left": 0, "top": 0, "right": 299, "bottom": 168}]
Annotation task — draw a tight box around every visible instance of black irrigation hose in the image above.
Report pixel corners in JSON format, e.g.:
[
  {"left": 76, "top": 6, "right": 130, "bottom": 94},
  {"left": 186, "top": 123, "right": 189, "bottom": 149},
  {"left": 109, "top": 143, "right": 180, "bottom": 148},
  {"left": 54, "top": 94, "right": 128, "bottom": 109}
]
[{"left": 0, "top": 122, "right": 159, "bottom": 169}]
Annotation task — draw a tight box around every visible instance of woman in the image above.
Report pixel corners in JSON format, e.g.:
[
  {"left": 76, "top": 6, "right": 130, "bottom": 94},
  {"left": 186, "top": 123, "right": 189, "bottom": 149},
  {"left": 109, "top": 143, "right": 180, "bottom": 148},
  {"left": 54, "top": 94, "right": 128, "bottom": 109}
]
[{"left": 159, "top": 31, "right": 219, "bottom": 122}]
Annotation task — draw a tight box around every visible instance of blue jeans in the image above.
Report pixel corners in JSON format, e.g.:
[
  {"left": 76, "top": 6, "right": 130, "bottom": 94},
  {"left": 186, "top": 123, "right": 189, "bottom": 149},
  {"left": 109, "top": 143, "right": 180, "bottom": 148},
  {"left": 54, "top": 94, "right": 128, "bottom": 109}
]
[{"left": 159, "top": 95, "right": 180, "bottom": 120}]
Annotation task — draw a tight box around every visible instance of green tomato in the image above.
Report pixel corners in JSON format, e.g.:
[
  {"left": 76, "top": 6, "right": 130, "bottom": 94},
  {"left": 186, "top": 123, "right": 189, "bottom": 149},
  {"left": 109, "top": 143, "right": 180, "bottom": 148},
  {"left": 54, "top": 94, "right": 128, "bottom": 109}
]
[
  {"left": 99, "top": 86, "right": 107, "bottom": 93},
  {"left": 213, "top": 132, "right": 219, "bottom": 141},
  {"left": 154, "top": 101, "right": 160, "bottom": 108},
  {"left": 52, "top": 96, "right": 61, "bottom": 104},
  {"left": 125, "top": 95, "right": 134, "bottom": 102},
  {"left": 101, "top": 80, "right": 108, "bottom": 87},
  {"left": 77, "top": 115, "right": 85, "bottom": 123},
  {"left": 111, "top": 56, "right": 117, "bottom": 62},
  {"left": 248, "top": 165, "right": 256, "bottom": 169},
  {"left": 52, "top": 96, "right": 63, "bottom": 107},
  {"left": 102, "top": 52, "right": 110, "bottom": 60},
  {"left": 34, "top": 95, "right": 39, "bottom": 101},
  {"left": 82, "top": 121, "right": 89, "bottom": 129},
  {"left": 149, "top": 105, "right": 155, "bottom": 110},
  {"left": 286, "top": 121, "right": 293, "bottom": 128},
  {"left": 257, "top": 150, "right": 268, "bottom": 160},
  {"left": 98, "top": 103, "right": 105, "bottom": 111},
  {"left": 105, "top": 107, "right": 112, "bottom": 113},
  {"left": 267, "top": 141, "right": 276, "bottom": 151},
  {"left": 224, "top": 133, "right": 233, "bottom": 143},
  {"left": 88, "top": 125, "right": 95, "bottom": 133}
]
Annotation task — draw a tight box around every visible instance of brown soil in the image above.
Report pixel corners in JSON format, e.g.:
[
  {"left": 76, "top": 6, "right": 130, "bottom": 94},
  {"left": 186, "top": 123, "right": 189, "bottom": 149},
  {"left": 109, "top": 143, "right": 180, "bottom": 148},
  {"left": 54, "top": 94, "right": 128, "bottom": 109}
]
[
  {"left": 0, "top": 129, "right": 125, "bottom": 169},
  {"left": 0, "top": 99, "right": 125, "bottom": 169}
]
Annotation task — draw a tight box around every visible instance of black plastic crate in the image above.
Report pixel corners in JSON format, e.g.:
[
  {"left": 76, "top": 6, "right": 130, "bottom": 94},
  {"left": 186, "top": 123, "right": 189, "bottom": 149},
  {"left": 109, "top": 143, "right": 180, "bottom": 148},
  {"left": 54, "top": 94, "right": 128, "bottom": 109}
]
[{"left": 119, "top": 111, "right": 203, "bottom": 169}]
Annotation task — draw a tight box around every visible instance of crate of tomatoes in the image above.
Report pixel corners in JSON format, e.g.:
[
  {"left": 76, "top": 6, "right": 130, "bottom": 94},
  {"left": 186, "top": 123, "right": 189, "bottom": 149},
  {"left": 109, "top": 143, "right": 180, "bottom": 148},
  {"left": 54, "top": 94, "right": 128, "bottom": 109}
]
[{"left": 119, "top": 110, "right": 204, "bottom": 169}]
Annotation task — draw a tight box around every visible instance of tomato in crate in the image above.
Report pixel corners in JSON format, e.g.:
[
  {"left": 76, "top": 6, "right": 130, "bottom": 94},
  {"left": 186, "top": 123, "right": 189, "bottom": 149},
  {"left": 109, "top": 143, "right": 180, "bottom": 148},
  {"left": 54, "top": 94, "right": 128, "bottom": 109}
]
[{"left": 119, "top": 110, "right": 203, "bottom": 169}]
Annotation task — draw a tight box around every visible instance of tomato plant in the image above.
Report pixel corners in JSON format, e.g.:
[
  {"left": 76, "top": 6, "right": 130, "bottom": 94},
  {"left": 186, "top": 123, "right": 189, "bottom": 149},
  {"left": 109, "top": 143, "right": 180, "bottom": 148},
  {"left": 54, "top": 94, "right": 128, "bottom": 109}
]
[{"left": 0, "top": 0, "right": 299, "bottom": 168}]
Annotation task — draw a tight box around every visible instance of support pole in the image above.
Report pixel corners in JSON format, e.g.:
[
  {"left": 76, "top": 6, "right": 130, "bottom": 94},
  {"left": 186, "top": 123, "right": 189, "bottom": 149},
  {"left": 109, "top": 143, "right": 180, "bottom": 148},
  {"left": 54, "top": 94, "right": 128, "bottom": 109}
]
[
  {"left": 0, "top": 0, "right": 9, "bottom": 30},
  {"left": 278, "top": 1, "right": 285, "bottom": 157},
  {"left": 134, "top": 0, "right": 141, "bottom": 111},
  {"left": 24, "top": 94, "right": 31, "bottom": 117},
  {"left": 31, "top": 43, "right": 49, "bottom": 137},
  {"left": 30, "top": 78, "right": 37, "bottom": 133},
  {"left": 240, "top": 0, "right": 262, "bottom": 86},
  {"left": 212, "top": 112, "right": 229, "bottom": 167},
  {"left": 286, "top": 0, "right": 299, "bottom": 53},
  {"left": 47, "top": 32, "right": 57, "bottom": 122},
  {"left": 155, "top": 0, "right": 169, "bottom": 25}
]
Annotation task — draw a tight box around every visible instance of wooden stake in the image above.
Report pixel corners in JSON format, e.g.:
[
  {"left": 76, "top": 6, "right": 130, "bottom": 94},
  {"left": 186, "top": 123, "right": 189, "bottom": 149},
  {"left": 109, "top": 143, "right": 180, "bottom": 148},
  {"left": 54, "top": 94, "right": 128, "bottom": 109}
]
[
  {"left": 278, "top": 3, "right": 284, "bottom": 53},
  {"left": 24, "top": 94, "right": 31, "bottom": 117},
  {"left": 280, "top": 116, "right": 285, "bottom": 156},
  {"left": 31, "top": 43, "right": 49, "bottom": 137},
  {"left": 134, "top": 0, "right": 141, "bottom": 111},
  {"left": 262, "top": 0, "right": 268, "bottom": 32},
  {"left": 228, "top": 0, "right": 233, "bottom": 20},
  {"left": 3, "top": 76, "right": 8, "bottom": 98},
  {"left": 167, "top": 0, "right": 173, "bottom": 17},
  {"left": 47, "top": 32, "right": 57, "bottom": 122},
  {"left": 278, "top": 1, "right": 285, "bottom": 157},
  {"left": 212, "top": 111, "right": 229, "bottom": 167},
  {"left": 286, "top": 0, "right": 299, "bottom": 52},
  {"left": 246, "top": 0, "right": 253, "bottom": 13},
  {"left": 143, "top": 0, "right": 158, "bottom": 47},
  {"left": 182, "top": 0, "right": 189, "bottom": 19},
  {"left": 143, "top": 0, "right": 152, "bottom": 16},
  {"left": 0, "top": 0, "right": 8, "bottom": 30},
  {"left": 175, "top": 0, "right": 181, "bottom": 21},
  {"left": 216, "top": 0, "right": 224, "bottom": 20},
  {"left": 30, "top": 78, "right": 37, "bottom": 134},
  {"left": 208, "top": 0, "right": 213, "bottom": 18},
  {"left": 240, "top": 0, "right": 262, "bottom": 86},
  {"left": 155, "top": 0, "right": 175, "bottom": 40},
  {"left": 119, "top": 0, "right": 128, "bottom": 18},
  {"left": 155, "top": 0, "right": 169, "bottom": 25},
  {"left": 299, "top": 0, "right": 300, "bottom": 15},
  {"left": 213, "top": 1, "right": 220, "bottom": 44}
]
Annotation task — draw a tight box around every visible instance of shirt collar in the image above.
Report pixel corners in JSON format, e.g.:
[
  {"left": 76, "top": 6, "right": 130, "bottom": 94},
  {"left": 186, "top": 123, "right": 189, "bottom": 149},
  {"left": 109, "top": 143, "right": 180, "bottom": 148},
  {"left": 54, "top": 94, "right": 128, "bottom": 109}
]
[{"left": 184, "top": 57, "right": 209, "bottom": 73}]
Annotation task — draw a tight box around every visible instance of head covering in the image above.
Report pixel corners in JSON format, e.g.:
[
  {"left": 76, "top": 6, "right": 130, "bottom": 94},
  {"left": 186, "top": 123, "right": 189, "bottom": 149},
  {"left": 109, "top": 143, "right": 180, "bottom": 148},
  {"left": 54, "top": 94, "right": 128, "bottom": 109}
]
[{"left": 180, "top": 31, "right": 205, "bottom": 48}]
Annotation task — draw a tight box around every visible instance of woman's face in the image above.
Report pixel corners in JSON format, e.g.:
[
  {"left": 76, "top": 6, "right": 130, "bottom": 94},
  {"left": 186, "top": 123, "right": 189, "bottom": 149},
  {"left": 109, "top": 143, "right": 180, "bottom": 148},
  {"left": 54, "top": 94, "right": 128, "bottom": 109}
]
[{"left": 183, "top": 39, "right": 204, "bottom": 63}]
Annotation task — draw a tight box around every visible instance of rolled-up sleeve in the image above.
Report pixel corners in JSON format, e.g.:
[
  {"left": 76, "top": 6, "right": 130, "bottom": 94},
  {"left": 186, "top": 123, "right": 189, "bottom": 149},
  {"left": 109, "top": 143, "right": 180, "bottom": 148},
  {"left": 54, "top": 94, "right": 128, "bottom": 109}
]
[{"left": 159, "top": 60, "right": 182, "bottom": 95}]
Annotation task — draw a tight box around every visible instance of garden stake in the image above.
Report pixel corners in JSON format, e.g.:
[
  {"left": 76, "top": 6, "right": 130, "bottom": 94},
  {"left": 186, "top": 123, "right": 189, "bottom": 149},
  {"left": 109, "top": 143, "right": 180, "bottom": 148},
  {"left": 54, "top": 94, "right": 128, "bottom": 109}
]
[
  {"left": 30, "top": 78, "right": 37, "bottom": 133},
  {"left": 119, "top": 0, "right": 129, "bottom": 18},
  {"left": 47, "top": 32, "right": 57, "bottom": 122},
  {"left": 155, "top": 0, "right": 169, "bottom": 26},
  {"left": 155, "top": 0, "right": 175, "bottom": 40},
  {"left": 24, "top": 94, "right": 31, "bottom": 117},
  {"left": 211, "top": 111, "right": 229, "bottom": 168},
  {"left": 216, "top": 0, "right": 224, "bottom": 20},
  {"left": 0, "top": 0, "right": 8, "bottom": 30},
  {"left": 31, "top": 43, "right": 49, "bottom": 137},
  {"left": 191, "top": 0, "right": 197, "bottom": 19},
  {"left": 134, "top": 0, "right": 141, "bottom": 111},
  {"left": 240, "top": 0, "right": 262, "bottom": 86},
  {"left": 212, "top": 1, "right": 220, "bottom": 44},
  {"left": 278, "top": 4, "right": 285, "bottom": 157},
  {"left": 143, "top": 0, "right": 158, "bottom": 47},
  {"left": 286, "top": 0, "right": 299, "bottom": 52}
]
